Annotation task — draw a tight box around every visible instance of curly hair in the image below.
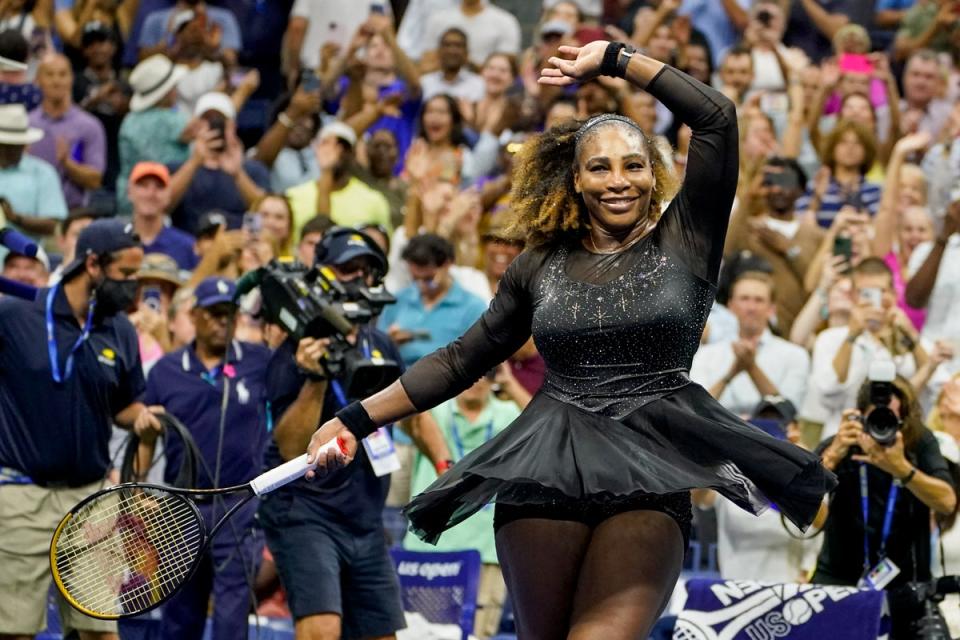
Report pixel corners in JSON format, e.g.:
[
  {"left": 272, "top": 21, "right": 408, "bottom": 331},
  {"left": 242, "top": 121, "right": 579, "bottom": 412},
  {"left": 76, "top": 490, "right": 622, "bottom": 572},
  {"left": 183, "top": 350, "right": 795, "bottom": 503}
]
[
  {"left": 821, "top": 118, "right": 877, "bottom": 176},
  {"left": 506, "top": 117, "right": 679, "bottom": 247}
]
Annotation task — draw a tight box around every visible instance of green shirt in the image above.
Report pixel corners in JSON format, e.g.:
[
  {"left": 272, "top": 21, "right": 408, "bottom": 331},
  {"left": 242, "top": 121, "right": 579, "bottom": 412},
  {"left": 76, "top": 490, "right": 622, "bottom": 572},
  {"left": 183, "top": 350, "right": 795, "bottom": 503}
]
[
  {"left": 897, "top": 2, "right": 959, "bottom": 54},
  {"left": 404, "top": 395, "right": 520, "bottom": 564},
  {"left": 286, "top": 175, "right": 392, "bottom": 237},
  {"left": 116, "top": 107, "right": 190, "bottom": 215}
]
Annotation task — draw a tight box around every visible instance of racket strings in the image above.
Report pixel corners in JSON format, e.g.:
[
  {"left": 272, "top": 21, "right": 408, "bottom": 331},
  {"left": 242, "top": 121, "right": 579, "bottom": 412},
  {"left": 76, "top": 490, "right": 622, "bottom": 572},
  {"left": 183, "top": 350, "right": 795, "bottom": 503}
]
[{"left": 54, "top": 487, "right": 204, "bottom": 617}]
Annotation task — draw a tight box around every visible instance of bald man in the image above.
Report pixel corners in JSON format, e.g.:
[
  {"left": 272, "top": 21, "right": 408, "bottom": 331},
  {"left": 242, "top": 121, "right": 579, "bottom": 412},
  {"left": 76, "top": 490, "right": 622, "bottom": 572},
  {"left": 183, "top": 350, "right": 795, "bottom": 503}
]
[{"left": 28, "top": 53, "right": 107, "bottom": 209}]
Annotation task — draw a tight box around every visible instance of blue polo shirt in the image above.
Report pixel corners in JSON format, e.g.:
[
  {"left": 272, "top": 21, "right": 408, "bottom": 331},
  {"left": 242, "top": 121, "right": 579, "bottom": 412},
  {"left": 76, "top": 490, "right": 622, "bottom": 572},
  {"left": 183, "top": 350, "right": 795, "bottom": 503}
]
[
  {"left": 0, "top": 285, "right": 144, "bottom": 485},
  {"left": 167, "top": 160, "right": 271, "bottom": 233},
  {"left": 378, "top": 280, "right": 489, "bottom": 369},
  {"left": 143, "top": 225, "right": 198, "bottom": 271},
  {"left": 262, "top": 327, "right": 404, "bottom": 532},
  {"left": 145, "top": 340, "right": 271, "bottom": 489}
]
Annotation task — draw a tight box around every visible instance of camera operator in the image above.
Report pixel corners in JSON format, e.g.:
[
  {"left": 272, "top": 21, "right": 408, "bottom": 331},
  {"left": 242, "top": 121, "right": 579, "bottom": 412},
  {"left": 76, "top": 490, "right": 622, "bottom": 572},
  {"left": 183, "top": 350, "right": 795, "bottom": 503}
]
[
  {"left": 0, "top": 219, "right": 162, "bottom": 639},
  {"left": 814, "top": 373, "right": 957, "bottom": 639},
  {"left": 258, "top": 228, "right": 451, "bottom": 640}
]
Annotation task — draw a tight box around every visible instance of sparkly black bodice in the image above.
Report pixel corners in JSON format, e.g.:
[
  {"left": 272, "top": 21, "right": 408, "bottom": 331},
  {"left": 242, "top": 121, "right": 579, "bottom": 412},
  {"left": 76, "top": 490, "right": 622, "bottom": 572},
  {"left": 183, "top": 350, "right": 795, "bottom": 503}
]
[{"left": 533, "top": 241, "right": 714, "bottom": 418}]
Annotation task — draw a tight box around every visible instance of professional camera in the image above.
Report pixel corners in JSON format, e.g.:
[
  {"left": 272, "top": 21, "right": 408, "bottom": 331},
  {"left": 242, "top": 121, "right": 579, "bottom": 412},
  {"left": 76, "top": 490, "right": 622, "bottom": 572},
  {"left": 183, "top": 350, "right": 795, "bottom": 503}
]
[
  {"left": 859, "top": 360, "right": 901, "bottom": 447},
  {"left": 903, "top": 576, "right": 960, "bottom": 640},
  {"left": 239, "top": 258, "right": 401, "bottom": 398}
]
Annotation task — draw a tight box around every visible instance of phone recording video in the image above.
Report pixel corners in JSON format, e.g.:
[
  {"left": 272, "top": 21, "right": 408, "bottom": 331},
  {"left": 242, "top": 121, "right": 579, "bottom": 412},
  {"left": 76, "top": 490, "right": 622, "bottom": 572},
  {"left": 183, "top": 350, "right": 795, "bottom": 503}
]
[
  {"left": 242, "top": 212, "right": 262, "bottom": 236},
  {"left": 203, "top": 112, "right": 227, "bottom": 152},
  {"left": 141, "top": 287, "right": 162, "bottom": 313},
  {"left": 300, "top": 69, "right": 321, "bottom": 93}
]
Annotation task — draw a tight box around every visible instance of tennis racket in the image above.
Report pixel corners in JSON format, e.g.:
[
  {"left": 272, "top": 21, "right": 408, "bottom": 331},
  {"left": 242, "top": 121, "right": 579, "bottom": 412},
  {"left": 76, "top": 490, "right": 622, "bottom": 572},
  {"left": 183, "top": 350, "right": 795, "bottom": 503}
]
[{"left": 50, "top": 438, "right": 345, "bottom": 620}]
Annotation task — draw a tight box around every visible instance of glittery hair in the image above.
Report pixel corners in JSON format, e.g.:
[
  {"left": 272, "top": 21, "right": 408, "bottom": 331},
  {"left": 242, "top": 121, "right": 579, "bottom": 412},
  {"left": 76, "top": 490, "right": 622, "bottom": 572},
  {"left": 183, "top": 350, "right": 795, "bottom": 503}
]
[{"left": 506, "top": 115, "right": 679, "bottom": 247}]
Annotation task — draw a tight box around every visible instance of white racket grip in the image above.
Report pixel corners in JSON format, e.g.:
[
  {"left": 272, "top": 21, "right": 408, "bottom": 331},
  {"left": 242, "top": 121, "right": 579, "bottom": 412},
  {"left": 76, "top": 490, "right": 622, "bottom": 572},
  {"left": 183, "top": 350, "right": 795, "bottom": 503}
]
[{"left": 249, "top": 438, "right": 342, "bottom": 495}]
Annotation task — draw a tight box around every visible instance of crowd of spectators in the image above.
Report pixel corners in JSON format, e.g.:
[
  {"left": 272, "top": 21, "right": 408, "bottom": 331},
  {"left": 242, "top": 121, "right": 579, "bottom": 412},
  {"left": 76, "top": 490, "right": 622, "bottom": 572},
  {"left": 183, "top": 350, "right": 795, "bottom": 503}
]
[{"left": 3, "top": 0, "right": 960, "bottom": 638}]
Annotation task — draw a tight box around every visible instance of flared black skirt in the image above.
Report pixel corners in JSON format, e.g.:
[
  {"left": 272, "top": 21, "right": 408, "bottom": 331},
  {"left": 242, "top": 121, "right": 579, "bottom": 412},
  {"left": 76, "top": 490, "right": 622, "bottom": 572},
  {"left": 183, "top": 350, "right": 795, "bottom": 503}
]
[{"left": 403, "top": 384, "right": 837, "bottom": 545}]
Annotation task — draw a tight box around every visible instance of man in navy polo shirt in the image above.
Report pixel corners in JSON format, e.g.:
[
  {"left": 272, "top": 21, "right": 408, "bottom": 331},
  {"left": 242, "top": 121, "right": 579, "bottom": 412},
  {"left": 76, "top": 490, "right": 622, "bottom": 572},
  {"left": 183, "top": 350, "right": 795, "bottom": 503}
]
[
  {"left": 0, "top": 218, "right": 162, "bottom": 638},
  {"left": 259, "top": 228, "right": 451, "bottom": 640},
  {"left": 141, "top": 276, "right": 271, "bottom": 640}
]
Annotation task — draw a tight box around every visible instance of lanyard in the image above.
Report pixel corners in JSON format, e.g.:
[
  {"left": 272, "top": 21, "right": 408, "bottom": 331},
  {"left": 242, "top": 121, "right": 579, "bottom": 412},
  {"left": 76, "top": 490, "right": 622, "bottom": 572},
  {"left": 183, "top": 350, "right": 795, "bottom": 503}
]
[
  {"left": 329, "top": 334, "right": 373, "bottom": 408},
  {"left": 449, "top": 405, "right": 493, "bottom": 461},
  {"left": 46, "top": 284, "right": 94, "bottom": 384},
  {"left": 860, "top": 463, "right": 899, "bottom": 571}
]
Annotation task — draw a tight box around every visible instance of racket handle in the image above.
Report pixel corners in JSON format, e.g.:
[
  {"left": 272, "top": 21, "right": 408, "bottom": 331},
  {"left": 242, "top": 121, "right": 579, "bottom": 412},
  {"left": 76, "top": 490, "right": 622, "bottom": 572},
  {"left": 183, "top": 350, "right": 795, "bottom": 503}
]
[{"left": 249, "top": 438, "right": 344, "bottom": 495}]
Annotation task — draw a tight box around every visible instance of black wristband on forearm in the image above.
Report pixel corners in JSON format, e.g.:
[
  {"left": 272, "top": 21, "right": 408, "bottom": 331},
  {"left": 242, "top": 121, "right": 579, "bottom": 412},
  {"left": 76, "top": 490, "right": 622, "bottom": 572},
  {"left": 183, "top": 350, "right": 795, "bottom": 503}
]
[
  {"left": 335, "top": 400, "right": 379, "bottom": 440},
  {"left": 600, "top": 42, "right": 626, "bottom": 78}
]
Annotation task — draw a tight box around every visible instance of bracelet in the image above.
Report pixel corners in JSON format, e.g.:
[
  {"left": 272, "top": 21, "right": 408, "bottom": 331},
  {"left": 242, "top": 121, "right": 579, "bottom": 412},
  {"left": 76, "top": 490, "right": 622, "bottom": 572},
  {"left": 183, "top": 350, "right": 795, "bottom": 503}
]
[
  {"left": 615, "top": 44, "right": 635, "bottom": 78},
  {"left": 435, "top": 459, "right": 454, "bottom": 474},
  {"left": 897, "top": 466, "right": 917, "bottom": 486},
  {"left": 277, "top": 112, "right": 295, "bottom": 129},
  {"left": 335, "top": 400, "right": 379, "bottom": 440},
  {"left": 599, "top": 42, "right": 626, "bottom": 78}
]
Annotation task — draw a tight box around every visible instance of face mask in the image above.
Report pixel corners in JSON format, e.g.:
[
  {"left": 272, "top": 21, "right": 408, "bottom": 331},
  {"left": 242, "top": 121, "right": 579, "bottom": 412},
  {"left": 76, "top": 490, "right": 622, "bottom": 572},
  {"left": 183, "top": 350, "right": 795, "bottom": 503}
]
[{"left": 94, "top": 277, "right": 139, "bottom": 318}]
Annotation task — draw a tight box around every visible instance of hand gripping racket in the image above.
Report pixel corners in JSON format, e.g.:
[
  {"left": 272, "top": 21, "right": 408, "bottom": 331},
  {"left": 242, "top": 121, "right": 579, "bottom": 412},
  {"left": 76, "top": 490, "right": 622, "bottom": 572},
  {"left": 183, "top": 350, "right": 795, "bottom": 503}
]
[{"left": 50, "top": 438, "right": 345, "bottom": 620}]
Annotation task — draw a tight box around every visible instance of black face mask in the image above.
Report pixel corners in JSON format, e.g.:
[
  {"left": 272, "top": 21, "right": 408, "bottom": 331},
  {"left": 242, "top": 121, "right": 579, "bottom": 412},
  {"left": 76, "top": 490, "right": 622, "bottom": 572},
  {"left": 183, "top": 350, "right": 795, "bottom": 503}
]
[{"left": 94, "top": 277, "right": 139, "bottom": 318}]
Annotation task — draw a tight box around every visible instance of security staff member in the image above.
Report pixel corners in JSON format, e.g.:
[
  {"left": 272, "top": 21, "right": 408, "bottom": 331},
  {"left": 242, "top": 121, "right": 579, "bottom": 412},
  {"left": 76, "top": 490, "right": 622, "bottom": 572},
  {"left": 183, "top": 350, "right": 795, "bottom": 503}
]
[
  {"left": 258, "top": 228, "right": 451, "bottom": 640},
  {"left": 141, "top": 277, "right": 272, "bottom": 640},
  {"left": 0, "top": 219, "right": 162, "bottom": 639}
]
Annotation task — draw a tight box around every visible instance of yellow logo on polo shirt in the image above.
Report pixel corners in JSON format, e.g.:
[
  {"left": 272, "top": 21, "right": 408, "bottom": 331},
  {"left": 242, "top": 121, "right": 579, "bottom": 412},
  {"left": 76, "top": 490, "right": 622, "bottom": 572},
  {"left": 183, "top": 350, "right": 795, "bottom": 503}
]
[{"left": 98, "top": 348, "right": 117, "bottom": 367}]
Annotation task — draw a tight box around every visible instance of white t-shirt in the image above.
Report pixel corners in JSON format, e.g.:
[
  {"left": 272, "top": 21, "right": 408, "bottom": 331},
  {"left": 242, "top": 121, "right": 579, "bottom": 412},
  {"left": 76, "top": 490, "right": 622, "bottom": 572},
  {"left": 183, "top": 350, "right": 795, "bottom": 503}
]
[
  {"left": 420, "top": 69, "right": 486, "bottom": 102},
  {"left": 422, "top": 3, "right": 521, "bottom": 67},
  {"left": 291, "top": 0, "right": 393, "bottom": 69}
]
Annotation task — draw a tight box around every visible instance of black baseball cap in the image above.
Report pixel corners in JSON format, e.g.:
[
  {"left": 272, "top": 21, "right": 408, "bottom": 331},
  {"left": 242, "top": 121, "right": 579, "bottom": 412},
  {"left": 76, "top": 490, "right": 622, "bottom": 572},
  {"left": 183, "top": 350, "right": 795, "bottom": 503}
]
[
  {"left": 81, "top": 21, "right": 113, "bottom": 47},
  {"left": 752, "top": 395, "right": 798, "bottom": 425},
  {"left": 62, "top": 219, "right": 141, "bottom": 279},
  {"left": 195, "top": 211, "right": 228, "bottom": 238}
]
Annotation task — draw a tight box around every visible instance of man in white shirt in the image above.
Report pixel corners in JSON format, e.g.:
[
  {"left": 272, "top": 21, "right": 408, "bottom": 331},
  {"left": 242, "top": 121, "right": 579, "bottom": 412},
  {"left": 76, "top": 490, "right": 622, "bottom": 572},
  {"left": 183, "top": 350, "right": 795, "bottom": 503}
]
[
  {"left": 906, "top": 198, "right": 960, "bottom": 352},
  {"left": 809, "top": 257, "right": 922, "bottom": 438},
  {"left": 420, "top": 28, "right": 486, "bottom": 102},
  {"left": 283, "top": 0, "right": 393, "bottom": 74},
  {"left": 421, "top": 0, "right": 521, "bottom": 67},
  {"left": 691, "top": 271, "right": 810, "bottom": 417}
]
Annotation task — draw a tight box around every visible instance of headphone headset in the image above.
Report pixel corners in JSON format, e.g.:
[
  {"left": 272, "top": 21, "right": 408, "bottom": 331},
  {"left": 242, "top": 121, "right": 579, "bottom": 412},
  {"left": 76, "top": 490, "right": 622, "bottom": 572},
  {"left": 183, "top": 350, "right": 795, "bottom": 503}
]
[{"left": 313, "top": 226, "right": 389, "bottom": 285}]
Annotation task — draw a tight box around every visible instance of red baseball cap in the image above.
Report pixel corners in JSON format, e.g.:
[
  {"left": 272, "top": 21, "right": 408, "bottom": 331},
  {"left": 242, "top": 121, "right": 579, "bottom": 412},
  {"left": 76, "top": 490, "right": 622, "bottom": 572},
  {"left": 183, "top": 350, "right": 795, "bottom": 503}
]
[{"left": 129, "top": 161, "right": 170, "bottom": 187}]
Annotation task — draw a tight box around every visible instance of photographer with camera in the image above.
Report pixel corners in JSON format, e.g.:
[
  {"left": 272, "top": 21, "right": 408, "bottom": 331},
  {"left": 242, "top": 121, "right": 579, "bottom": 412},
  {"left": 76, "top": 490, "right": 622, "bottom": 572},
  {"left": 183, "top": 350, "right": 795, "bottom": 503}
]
[
  {"left": 814, "top": 366, "right": 957, "bottom": 639},
  {"left": 258, "top": 227, "right": 451, "bottom": 640}
]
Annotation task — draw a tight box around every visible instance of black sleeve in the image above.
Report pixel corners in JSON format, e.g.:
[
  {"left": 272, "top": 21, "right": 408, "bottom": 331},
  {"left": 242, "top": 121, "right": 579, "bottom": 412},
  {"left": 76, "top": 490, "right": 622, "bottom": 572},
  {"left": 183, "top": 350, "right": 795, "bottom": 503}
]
[
  {"left": 648, "top": 66, "right": 739, "bottom": 284},
  {"left": 398, "top": 249, "right": 541, "bottom": 411},
  {"left": 914, "top": 430, "right": 953, "bottom": 485}
]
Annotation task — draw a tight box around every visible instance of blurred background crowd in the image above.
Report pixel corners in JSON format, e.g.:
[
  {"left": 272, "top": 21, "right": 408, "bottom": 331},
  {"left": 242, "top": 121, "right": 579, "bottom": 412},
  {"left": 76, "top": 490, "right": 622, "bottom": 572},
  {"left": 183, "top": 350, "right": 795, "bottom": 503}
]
[{"left": 4, "top": 0, "right": 960, "bottom": 638}]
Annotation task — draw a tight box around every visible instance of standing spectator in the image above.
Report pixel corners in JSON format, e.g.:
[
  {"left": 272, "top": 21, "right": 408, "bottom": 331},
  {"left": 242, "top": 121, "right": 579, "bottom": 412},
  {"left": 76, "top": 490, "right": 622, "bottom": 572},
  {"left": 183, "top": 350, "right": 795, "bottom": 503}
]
[
  {"left": 893, "top": 0, "right": 960, "bottom": 60},
  {"left": 295, "top": 214, "right": 333, "bottom": 267},
  {"left": 116, "top": 53, "right": 189, "bottom": 214},
  {"left": 420, "top": 28, "right": 486, "bottom": 103},
  {"left": 137, "top": 0, "right": 242, "bottom": 68},
  {"left": 784, "top": 0, "right": 875, "bottom": 63},
  {"left": 129, "top": 161, "right": 198, "bottom": 270},
  {"left": 253, "top": 87, "right": 321, "bottom": 193},
  {"left": 677, "top": 0, "right": 748, "bottom": 67},
  {"left": 405, "top": 368, "right": 531, "bottom": 639},
  {"left": 462, "top": 51, "right": 518, "bottom": 133},
  {"left": 0, "top": 28, "right": 40, "bottom": 109},
  {"left": 691, "top": 272, "right": 811, "bottom": 417},
  {"left": 0, "top": 218, "right": 161, "bottom": 640},
  {"left": 2, "top": 247, "right": 48, "bottom": 287},
  {"left": 141, "top": 276, "right": 271, "bottom": 640},
  {"left": 422, "top": 0, "right": 522, "bottom": 68},
  {"left": 717, "top": 44, "right": 754, "bottom": 109},
  {"left": 811, "top": 258, "right": 927, "bottom": 438},
  {"left": 0, "top": 103, "right": 67, "bottom": 243},
  {"left": 796, "top": 119, "right": 882, "bottom": 228},
  {"left": 252, "top": 193, "right": 296, "bottom": 259},
  {"left": 0, "top": 0, "right": 52, "bottom": 60},
  {"left": 54, "top": 0, "right": 135, "bottom": 71},
  {"left": 725, "top": 157, "right": 826, "bottom": 335},
  {"left": 359, "top": 128, "right": 407, "bottom": 230},
  {"left": 28, "top": 53, "right": 106, "bottom": 209},
  {"left": 167, "top": 91, "right": 271, "bottom": 232},
  {"left": 286, "top": 121, "right": 392, "bottom": 233},
  {"left": 899, "top": 49, "right": 952, "bottom": 139},
  {"left": 906, "top": 199, "right": 960, "bottom": 356},
  {"left": 396, "top": 0, "right": 457, "bottom": 63},
  {"left": 922, "top": 101, "right": 960, "bottom": 228}
]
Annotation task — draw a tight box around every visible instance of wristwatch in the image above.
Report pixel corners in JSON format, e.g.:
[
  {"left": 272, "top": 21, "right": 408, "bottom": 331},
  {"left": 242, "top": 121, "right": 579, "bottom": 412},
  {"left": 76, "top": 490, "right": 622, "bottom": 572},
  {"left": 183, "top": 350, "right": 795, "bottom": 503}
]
[
  {"left": 785, "top": 245, "right": 801, "bottom": 261},
  {"left": 896, "top": 466, "right": 917, "bottom": 486},
  {"left": 616, "top": 45, "right": 636, "bottom": 78}
]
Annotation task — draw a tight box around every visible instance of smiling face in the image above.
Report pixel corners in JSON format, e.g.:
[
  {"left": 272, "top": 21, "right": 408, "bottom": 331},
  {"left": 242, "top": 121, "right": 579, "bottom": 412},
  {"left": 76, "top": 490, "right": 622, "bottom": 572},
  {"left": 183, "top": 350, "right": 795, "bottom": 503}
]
[
  {"left": 481, "top": 54, "right": 515, "bottom": 96},
  {"left": 422, "top": 96, "right": 454, "bottom": 144},
  {"left": 574, "top": 123, "right": 656, "bottom": 235}
]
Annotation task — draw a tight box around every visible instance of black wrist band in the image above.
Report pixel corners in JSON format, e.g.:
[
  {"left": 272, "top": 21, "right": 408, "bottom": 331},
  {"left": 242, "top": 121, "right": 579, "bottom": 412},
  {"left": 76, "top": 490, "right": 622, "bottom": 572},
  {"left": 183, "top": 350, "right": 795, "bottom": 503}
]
[
  {"left": 335, "top": 400, "right": 379, "bottom": 440},
  {"left": 898, "top": 466, "right": 917, "bottom": 486},
  {"left": 298, "top": 367, "right": 327, "bottom": 382},
  {"left": 600, "top": 42, "right": 626, "bottom": 78}
]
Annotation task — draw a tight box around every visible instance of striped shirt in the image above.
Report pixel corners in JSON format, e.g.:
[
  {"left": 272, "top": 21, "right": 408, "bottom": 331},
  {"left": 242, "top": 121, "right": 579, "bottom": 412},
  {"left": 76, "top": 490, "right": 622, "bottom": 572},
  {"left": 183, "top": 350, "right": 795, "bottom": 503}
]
[{"left": 795, "top": 177, "right": 882, "bottom": 228}]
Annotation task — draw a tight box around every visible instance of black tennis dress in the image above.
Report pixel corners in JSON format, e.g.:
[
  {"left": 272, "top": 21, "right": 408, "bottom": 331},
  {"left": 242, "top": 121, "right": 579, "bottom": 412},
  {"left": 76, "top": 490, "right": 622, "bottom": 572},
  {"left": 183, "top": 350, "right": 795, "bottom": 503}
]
[{"left": 399, "top": 66, "right": 837, "bottom": 546}]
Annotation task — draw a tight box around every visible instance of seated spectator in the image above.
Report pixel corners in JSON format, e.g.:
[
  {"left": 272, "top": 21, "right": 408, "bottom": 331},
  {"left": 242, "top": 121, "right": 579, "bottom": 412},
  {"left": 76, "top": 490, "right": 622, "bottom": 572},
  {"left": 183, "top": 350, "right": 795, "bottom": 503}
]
[
  {"left": 810, "top": 257, "right": 927, "bottom": 438},
  {"left": 137, "top": 0, "right": 241, "bottom": 68},
  {"left": 0, "top": 29, "right": 40, "bottom": 109},
  {"left": 73, "top": 22, "right": 129, "bottom": 207},
  {"left": 117, "top": 54, "right": 189, "bottom": 214},
  {"left": 167, "top": 91, "right": 271, "bottom": 232},
  {"left": 2, "top": 248, "right": 48, "bottom": 288},
  {"left": 462, "top": 52, "right": 518, "bottom": 134},
  {"left": 543, "top": 94, "right": 577, "bottom": 128},
  {"left": 49, "top": 207, "right": 99, "bottom": 284},
  {"left": 286, "top": 122, "right": 392, "bottom": 234},
  {"left": 725, "top": 156, "right": 825, "bottom": 335},
  {"left": 421, "top": 28, "right": 485, "bottom": 103},
  {"left": 421, "top": 0, "right": 522, "bottom": 68},
  {"left": 899, "top": 49, "right": 952, "bottom": 139},
  {"left": 252, "top": 193, "right": 295, "bottom": 259},
  {"left": 796, "top": 119, "right": 882, "bottom": 228},
  {"left": 28, "top": 53, "right": 107, "bottom": 209},
  {"left": 0, "top": 103, "right": 67, "bottom": 243},
  {"left": 404, "top": 368, "right": 530, "bottom": 639},
  {"left": 691, "top": 271, "right": 811, "bottom": 417},
  {"left": 296, "top": 214, "right": 334, "bottom": 268},
  {"left": 129, "top": 161, "right": 197, "bottom": 271}
]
